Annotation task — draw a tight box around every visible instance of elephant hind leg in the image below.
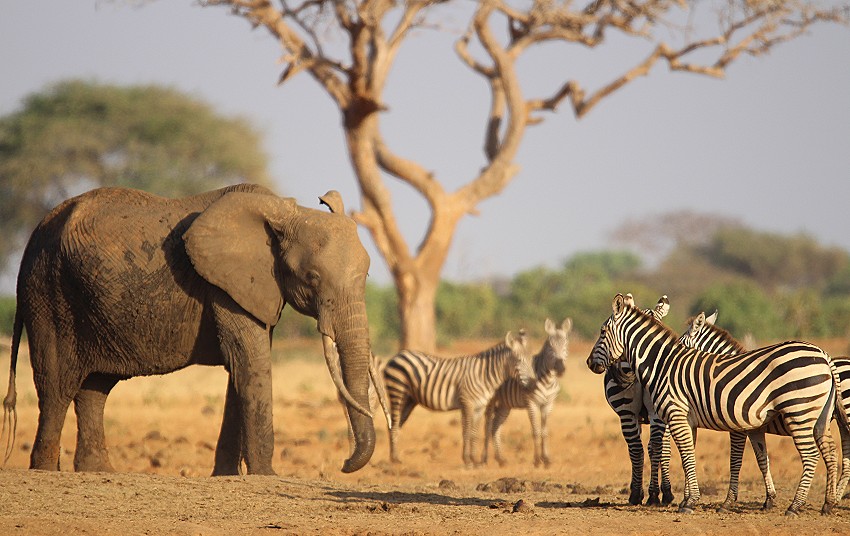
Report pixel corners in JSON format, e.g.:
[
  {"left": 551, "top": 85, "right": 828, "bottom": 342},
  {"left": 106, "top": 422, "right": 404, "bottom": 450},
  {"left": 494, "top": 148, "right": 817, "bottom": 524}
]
[
  {"left": 30, "top": 392, "right": 74, "bottom": 471},
  {"left": 29, "top": 333, "right": 79, "bottom": 471},
  {"left": 73, "top": 373, "right": 119, "bottom": 472}
]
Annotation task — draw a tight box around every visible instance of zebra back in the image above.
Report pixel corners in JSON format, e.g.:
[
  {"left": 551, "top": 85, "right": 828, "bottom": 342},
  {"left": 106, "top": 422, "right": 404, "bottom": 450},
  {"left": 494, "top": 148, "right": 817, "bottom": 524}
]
[{"left": 383, "top": 331, "right": 530, "bottom": 412}]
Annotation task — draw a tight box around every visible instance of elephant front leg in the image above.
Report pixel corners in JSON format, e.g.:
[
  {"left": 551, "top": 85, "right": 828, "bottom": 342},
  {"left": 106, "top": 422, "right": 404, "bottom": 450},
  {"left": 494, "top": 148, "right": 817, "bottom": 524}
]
[
  {"left": 212, "top": 356, "right": 275, "bottom": 475},
  {"left": 212, "top": 379, "right": 244, "bottom": 476},
  {"left": 73, "top": 374, "right": 119, "bottom": 472}
]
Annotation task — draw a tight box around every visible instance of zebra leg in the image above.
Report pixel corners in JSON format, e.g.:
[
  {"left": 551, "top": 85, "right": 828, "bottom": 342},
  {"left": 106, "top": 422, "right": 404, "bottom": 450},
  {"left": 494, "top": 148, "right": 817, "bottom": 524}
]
[
  {"left": 749, "top": 431, "right": 777, "bottom": 511},
  {"left": 617, "top": 412, "right": 645, "bottom": 505},
  {"left": 481, "top": 401, "right": 494, "bottom": 465},
  {"left": 389, "top": 397, "right": 415, "bottom": 464},
  {"left": 718, "top": 431, "right": 747, "bottom": 512},
  {"left": 538, "top": 402, "right": 554, "bottom": 468},
  {"left": 461, "top": 404, "right": 485, "bottom": 468},
  {"left": 816, "top": 427, "right": 838, "bottom": 515},
  {"left": 785, "top": 428, "right": 826, "bottom": 515},
  {"left": 526, "top": 403, "right": 544, "bottom": 467},
  {"left": 660, "top": 426, "right": 674, "bottom": 505},
  {"left": 491, "top": 403, "right": 511, "bottom": 467},
  {"left": 837, "top": 423, "right": 850, "bottom": 499},
  {"left": 646, "top": 416, "right": 665, "bottom": 506},
  {"left": 667, "top": 415, "right": 699, "bottom": 513}
]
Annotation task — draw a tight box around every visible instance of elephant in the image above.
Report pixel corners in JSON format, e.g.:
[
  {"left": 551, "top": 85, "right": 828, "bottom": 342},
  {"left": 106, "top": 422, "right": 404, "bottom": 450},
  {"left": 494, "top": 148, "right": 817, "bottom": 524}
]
[{"left": 1, "top": 183, "right": 376, "bottom": 475}]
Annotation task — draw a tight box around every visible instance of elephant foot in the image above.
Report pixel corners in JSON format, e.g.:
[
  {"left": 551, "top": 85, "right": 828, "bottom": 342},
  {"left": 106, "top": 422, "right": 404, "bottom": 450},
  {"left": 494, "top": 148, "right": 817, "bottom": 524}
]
[
  {"left": 74, "top": 451, "right": 115, "bottom": 473},
  {"left": 211, "top": 466, "right": 241, "bottom": 476}
]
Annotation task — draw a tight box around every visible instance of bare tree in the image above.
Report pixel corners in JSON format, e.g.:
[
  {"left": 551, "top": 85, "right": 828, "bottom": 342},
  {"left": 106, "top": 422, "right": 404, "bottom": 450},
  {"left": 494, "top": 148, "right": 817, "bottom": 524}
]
[{"left": 204, "top": 0, "right": 847, "bottom": 352}]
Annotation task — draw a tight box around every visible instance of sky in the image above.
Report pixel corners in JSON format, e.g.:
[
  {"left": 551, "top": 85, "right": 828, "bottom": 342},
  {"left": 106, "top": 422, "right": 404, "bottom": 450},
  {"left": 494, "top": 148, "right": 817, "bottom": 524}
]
[{"left": 1, "top": 1, "right": 849, "bottom": 291}]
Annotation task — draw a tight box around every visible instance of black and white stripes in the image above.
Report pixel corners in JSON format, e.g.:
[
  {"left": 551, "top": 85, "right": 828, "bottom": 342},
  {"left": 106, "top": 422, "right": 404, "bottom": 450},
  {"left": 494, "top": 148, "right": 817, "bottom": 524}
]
[
  {"left": 482, "top": 318, "right": 572, "bottom": 468},
  {"left": 383, "top": 332, "right": 533, "bottom": 466},
  {"left": 587, "top": 293, "right": 842, "bottom": 515}
]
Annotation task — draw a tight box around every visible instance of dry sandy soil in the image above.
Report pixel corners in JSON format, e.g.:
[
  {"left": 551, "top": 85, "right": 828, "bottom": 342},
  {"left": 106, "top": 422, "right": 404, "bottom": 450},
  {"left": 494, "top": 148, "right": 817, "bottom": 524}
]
[{"left": 1, "top": 337, "right": 849, "bottom": 535}]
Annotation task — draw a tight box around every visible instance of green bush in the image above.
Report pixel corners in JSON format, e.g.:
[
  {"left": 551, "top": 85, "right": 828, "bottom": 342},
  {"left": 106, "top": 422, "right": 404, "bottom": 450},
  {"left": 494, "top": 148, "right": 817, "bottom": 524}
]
[{"left": 690, "top": 280, "right": 783, "bottom": 341}]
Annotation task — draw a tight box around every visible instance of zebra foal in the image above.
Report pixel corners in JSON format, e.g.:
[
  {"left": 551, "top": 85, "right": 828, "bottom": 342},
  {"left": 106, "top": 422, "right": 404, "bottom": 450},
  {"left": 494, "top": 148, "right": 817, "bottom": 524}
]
[
  {"left": 383, "top": 331, "right": 533, "bottom": 467},
  {"left": 587, "top": 293, "right": 843, "bottom": 515},
  {"left": 482, "top": 318, "right": 572, "bottom": 468}
]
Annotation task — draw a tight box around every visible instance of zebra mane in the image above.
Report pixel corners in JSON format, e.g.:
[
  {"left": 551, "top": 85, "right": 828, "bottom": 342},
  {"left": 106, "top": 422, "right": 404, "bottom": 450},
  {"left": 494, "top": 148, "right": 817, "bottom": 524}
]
[{"left": 627, "top": 303, "right": 680, "bottom": 341}]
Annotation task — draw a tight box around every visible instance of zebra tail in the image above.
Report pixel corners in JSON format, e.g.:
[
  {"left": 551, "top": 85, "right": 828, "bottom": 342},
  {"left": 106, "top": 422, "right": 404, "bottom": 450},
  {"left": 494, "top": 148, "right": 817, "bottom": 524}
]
[
  {"left": 2, "top": 308, "right": 22, "bottom": 466},
  {"left": 830, "top": 358, "right": 850, "bottom": 435}
]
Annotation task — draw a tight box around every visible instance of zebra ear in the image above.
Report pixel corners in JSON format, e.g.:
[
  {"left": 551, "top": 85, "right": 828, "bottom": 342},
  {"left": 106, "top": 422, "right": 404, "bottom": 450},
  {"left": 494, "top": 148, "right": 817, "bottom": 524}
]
[
  {"left": 505, "top": 331, "right": 527, "bottom": 354},
  {"left": 706, "top": 310, "right": 718, "bottom": 325},
  {"left": 544, "top": 318, "right": 555, "bottom": 335},
  {"left": 653, "top": 295, "right": 670, "bottom": 320},
  {"left": 561, "top": 317, "right": 573, "bottom": 335},
  {"left": 613, "top": 294, "right": 626, "bottom": 315},
  {"left": 690, "top": 312, "right": 707, "bottom": 336},
  {"left": 623, "top": 293, "right": 635, "bottom": 307}
]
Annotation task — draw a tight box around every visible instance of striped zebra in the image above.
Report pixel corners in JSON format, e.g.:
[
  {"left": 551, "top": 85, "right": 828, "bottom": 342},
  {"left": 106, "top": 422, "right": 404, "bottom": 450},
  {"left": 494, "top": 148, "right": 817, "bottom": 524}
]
[
  {"left": 679, "top": 311, "right": 850, "bottom": 509},
  {"left": 482, "top": 318, "right": 572, "bottom": 468},
  {"left": 383, "top": 331, "right": 533, "bottom": 467},
  {"left": 602, "top": 295, "right": 674, "bottom": 506},
  {"left": 587, "top": 293, "right": 844, "bottom": 515}
]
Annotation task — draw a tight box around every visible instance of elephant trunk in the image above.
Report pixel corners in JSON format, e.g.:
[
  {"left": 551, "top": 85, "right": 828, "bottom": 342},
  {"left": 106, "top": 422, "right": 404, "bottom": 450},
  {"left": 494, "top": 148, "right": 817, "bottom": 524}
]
[{"left": 320, "top": 302, "right": 376, "bottom": 473}]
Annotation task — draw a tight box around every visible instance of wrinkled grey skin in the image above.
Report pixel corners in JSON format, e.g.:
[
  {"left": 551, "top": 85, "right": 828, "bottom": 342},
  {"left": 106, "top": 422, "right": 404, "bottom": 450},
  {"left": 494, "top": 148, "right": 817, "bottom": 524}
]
[{"left": 2, "top": 184, "right": 375, "bottom": 475}]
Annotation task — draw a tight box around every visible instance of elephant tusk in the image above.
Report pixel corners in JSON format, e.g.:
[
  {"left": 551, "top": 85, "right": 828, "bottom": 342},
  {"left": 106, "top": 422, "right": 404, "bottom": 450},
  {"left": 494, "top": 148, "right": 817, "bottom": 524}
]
[
  {"left": 369, "top": 353, "right": 392, "bottom": 430},
  {"left": 322, "top": 335, "right": 372, "bottom": 419}
]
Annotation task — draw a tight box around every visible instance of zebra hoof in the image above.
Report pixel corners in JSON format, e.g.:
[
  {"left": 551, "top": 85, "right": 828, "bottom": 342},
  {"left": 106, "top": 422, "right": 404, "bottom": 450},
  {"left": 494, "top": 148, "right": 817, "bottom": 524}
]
[
  {"left": 784, "top": 508, "right": 799, "bottom": 517},
  {"left": 661, "top": 490, "right": 674, "bottom": 506},
  {"left": 677, "top": 506, "right": 694, "bottom": 514},
  {"left": 716, "top": 505, "right": 732, "bottom": 514},
  {"left": 628, "top": 490, "right": 644, "bottom": 506},
  {"left": 821, "top": 503, "right": 834, "bottom": 516},
  {"left": 645, "top": 495, "right": 660, "bottom": 507},
  {"left": 761, "top": 499, "right": 774, "bottom": 511}
]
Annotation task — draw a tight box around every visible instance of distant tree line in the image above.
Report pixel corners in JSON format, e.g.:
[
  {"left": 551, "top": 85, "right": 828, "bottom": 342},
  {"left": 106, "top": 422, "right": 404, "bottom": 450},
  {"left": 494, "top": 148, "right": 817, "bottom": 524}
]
[{"left": 268, "top": 222, "right": 850, "bottom": 352}]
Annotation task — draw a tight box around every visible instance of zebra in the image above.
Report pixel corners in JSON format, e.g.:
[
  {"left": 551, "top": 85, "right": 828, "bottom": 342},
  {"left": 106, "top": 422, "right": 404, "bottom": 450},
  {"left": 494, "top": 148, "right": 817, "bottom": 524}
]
[
  {"left": 601, "top": 294, "right": 674, "bottom": 506},
  {"left": 481, "top": 317, "right": 572, "bottom": 468},
  {"left": 382, "top": 331, "right": 533, "bottom": 467},
  {"left": 679, "top": 311, "right": 850, "bottom": 509},
  {"left": 587, "top": 293, "right": 845, "bottom": 515}
]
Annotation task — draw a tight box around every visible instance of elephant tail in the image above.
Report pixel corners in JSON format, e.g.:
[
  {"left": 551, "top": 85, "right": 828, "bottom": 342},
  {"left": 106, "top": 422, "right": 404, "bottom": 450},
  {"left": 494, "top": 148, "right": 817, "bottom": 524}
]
[{"left": 1, "top": 308, "right": 22, "bottom": 466}]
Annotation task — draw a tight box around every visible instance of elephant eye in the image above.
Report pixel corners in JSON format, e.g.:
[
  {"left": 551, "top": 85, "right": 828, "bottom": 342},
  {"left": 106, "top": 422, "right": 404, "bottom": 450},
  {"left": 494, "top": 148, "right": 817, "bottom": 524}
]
[{"left": 307, "top": 270, "right": 320, "bottom": 288}]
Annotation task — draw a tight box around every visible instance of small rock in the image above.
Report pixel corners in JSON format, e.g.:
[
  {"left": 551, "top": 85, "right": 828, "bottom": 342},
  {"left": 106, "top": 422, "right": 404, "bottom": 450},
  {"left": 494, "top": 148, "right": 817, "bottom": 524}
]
[
  {"left": 512, "top": 499, "right": 533, "bottom": 513},
  {"left": 438, "top": 479, "right": 457, "bottom": 491}
]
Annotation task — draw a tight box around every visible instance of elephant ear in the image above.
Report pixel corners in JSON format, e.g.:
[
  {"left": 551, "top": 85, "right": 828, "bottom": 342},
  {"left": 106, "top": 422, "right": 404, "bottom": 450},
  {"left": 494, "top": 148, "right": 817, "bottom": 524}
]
[{"left": 183, "top": 191, "right": 296, "bottom": 328}]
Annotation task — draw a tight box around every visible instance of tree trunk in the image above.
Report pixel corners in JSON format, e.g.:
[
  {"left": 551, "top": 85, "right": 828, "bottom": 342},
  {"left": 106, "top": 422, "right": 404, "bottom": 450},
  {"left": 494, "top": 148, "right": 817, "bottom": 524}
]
[{"left": 396, "top": 269, "right": 439, "bottom": 353}]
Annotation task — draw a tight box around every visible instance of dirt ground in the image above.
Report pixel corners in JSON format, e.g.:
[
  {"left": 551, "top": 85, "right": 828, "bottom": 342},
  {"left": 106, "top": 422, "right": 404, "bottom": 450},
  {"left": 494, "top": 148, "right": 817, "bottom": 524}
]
[{"left": 1, "top": 337, "right": 849, "bottom": 535}]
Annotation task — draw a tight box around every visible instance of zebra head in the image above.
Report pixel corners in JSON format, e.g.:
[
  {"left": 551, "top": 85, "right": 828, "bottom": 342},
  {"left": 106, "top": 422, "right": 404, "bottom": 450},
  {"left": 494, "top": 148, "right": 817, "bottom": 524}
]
[
  {"left": 541, "top": 317, "right": 571, "bottom": 377},
  {"left": 506, "top": 330, "right": 535, "bottom": 388},
  {"left": 678, "top": 310, "right": 745, "bottom": 355},
  {"left": 587, "top": 293, "right": 636, "bottom": 374}
]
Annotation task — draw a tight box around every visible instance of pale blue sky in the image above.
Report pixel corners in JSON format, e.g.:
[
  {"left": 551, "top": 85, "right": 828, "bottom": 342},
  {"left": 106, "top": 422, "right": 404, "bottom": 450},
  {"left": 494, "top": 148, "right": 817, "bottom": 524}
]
[{"left": 2, "top": 1, "right": 849, "bottom": 291}]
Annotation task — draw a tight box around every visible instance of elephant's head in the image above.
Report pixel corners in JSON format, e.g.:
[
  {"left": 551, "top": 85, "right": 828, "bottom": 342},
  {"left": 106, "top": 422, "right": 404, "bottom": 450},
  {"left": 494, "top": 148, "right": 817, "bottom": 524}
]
[{"left": 182, "top": 188, "right": 375, "bottom": 473}]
